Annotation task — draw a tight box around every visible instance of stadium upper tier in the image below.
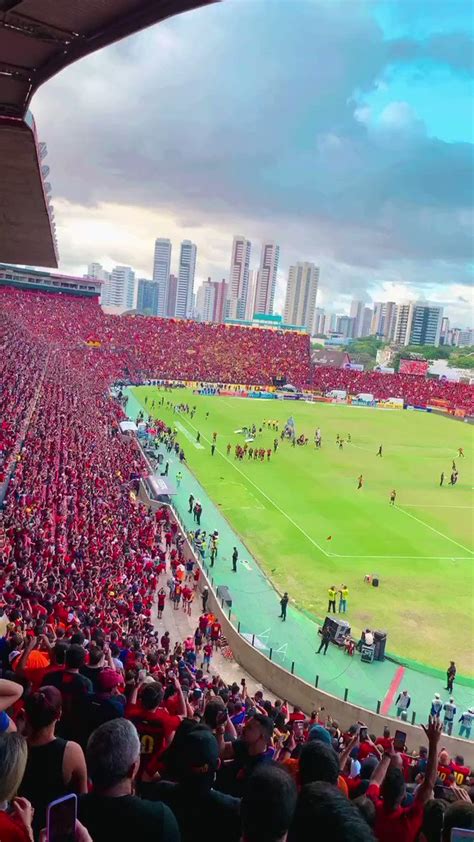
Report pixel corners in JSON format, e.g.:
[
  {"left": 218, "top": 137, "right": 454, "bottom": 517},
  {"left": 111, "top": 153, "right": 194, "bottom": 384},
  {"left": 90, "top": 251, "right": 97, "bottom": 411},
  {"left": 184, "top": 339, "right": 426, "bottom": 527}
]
[{"left": 0, "top": 285, "right": 473, "bottom": 414}]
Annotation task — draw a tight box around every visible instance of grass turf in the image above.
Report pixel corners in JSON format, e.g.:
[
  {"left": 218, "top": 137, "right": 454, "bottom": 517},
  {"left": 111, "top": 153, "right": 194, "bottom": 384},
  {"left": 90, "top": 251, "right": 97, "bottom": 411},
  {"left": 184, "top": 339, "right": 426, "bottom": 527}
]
[{"left": 134, "top": 386, "right": 474, "bottom": 675}]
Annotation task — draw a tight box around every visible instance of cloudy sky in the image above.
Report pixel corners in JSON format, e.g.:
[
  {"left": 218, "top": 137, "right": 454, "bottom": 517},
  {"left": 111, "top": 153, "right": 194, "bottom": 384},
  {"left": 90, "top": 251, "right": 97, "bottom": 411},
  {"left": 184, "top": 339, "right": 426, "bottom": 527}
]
[{"left": 33, "top": 0, "right": 473, "bottom": 325}]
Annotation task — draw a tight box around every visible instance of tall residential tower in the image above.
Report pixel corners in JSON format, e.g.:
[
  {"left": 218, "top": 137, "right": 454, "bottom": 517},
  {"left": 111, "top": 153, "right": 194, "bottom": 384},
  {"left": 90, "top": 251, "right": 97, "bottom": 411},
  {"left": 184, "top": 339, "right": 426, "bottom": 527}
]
[
  {"left": 152, "top": 238, "right": 172, "bottom": 317},
  {"left": 255, "top": 241, "right": 280, "bottom": 315},
  {"left": 283, "top": 262, "right": 319, "bottom": 330},
  {"left": 227, "top": 236, "right": 251, "bottom": 319},
  {"left": 175, "top": 240, "right": 197, "bottom": 318}
]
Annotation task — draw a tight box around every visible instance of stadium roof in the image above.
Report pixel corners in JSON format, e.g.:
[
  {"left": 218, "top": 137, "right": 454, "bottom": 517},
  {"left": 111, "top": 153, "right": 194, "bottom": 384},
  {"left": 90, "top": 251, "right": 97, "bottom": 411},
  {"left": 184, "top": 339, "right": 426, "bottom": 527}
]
[{"left": 0, "top": 0, "right": 218, "bottom": 267}]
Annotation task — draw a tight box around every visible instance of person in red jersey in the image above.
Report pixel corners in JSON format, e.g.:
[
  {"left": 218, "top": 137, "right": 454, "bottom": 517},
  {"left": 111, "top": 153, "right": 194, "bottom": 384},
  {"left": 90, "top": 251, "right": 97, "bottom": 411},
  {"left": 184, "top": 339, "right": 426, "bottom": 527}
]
[
  {"left": 367, "top": 717, "right": 443, "bottom": 842},
  {"left": 201, "top": 642, "right": 213, "bottom": 673},
  {"left": 375, "top": 727, "right": 393, "bottom": 753},
  {"left": 126, "top": 679, "right": 184, "bottom": 779},
  {"left": 210, "top": 620, "right": 221, "bottom": 650},
  {"left": 157, "top": 588, "right": 166, "bottom": 619}
]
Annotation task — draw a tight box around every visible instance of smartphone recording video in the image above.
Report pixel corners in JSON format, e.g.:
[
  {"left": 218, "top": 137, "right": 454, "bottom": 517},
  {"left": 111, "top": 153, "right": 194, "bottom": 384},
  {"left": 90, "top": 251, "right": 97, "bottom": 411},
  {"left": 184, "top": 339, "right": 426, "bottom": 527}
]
[{"left": 47, "top": 794, "right": 77, "bottom": 842}]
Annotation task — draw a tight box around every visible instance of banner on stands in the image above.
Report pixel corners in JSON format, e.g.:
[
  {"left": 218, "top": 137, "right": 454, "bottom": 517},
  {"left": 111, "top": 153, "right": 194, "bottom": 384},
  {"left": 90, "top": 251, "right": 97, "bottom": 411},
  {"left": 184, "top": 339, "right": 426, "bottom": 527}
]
[{"left": 379, "top": 397, "right": 404, "bottom": 409}]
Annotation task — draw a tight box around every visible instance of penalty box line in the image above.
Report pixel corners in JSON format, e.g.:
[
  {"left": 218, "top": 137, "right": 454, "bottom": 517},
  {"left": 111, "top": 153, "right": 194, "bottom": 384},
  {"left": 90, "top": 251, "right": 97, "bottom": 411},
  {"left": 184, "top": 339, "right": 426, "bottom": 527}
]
[
  {"left": 394, "top": 504, "right": 474, "bottom": 557},
  {"left": 172, "top": 411, "right": 332, "bottom": 559}
]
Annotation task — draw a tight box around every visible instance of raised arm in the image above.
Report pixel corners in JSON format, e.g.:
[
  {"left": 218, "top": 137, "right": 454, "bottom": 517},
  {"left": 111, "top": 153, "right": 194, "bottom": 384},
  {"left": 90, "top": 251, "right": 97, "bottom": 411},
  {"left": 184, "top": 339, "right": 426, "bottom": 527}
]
[
  {"left": 0, "top": 677, "right": 24, "bottom": 710},
  {"left": 369, "top": 750, "right": 392, "bottom": 788},
  {"left": 339, "top": 732, "right": 359, "bottom": 771},
  {"left": 416, "top": 717, "right": 443, "bottom": 805}
]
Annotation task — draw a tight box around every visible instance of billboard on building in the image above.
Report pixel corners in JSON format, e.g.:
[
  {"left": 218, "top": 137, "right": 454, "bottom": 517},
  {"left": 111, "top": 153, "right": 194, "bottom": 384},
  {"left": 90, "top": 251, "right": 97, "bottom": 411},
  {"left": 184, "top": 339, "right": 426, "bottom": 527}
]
[{"left": 399, "top": 359, "right": 429, "bottom": 376}]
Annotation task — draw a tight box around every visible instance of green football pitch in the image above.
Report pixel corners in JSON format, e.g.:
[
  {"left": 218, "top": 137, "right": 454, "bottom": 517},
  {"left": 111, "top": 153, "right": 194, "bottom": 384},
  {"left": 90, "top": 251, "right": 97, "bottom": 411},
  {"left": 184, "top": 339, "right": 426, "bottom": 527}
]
[{"left": 134, "top": 386, "right": 474, "bottom": 676}]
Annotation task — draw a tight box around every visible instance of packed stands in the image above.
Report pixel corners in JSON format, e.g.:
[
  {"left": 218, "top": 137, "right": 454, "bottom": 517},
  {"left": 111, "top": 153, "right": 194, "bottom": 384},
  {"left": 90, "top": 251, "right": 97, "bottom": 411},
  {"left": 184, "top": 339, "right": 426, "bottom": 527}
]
[
  {"left": 0, "top": 285, "right": 473, "bottom": 840},
  {"left": 312, "top": 366, "right": 474, "bottom": 414},
  {"left": 0, "top": 319, "right": 48, "bottom": 490},
  {"left": 1, "top": 286, "right": 473, "bottom": 413},
  {"left": 0, "top": 287, "right": 312, "bottom": 387}
]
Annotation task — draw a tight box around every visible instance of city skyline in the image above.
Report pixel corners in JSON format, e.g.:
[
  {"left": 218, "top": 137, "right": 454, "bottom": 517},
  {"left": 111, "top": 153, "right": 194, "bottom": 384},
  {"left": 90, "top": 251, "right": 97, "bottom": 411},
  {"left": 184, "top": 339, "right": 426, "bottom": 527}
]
[
  {"left": 91, "top": 233, "right": 472, "bottom": 337},
  {"left": 31, "top": 0, "right": 473, "bottom": 328},
  {"left": 93, "top": 245, "right": 470, "bottom": 346}
]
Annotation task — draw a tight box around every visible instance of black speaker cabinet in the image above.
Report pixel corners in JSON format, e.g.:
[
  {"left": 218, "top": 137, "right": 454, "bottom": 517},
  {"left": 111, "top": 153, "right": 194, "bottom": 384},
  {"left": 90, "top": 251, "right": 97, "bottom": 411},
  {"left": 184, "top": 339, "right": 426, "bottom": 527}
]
[{"left": 322, "top": 615, "right": 351, "bottom": 644}]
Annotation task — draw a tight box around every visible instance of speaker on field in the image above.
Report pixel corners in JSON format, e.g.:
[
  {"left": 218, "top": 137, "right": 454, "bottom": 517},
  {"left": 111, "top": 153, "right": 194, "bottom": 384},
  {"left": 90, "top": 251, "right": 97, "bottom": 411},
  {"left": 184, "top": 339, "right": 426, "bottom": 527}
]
[
  {"left": 372, "top": 577, "right": 379, "bottom": 587},
  {"left": 322, "top": 615, "right": 351, "bottom": 645},
  {"left": 373, "top": 630, "right": 387, "bottom": 661},
  {"left": 361, "top": 644, "right": 375, "bottom": 663}
]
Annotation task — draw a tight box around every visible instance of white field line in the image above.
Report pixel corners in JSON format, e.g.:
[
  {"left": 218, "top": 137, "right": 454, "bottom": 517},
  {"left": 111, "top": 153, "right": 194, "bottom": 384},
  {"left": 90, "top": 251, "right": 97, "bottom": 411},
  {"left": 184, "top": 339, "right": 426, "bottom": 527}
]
[
  {"left": 394, "top": 505, "right": 474, "bottom": 556},
  {"left": 175, "top": 420, "right": 204, "bottom": 449},
  {"left": 329, "top": 553, "right": 471, "bottom": 560}
]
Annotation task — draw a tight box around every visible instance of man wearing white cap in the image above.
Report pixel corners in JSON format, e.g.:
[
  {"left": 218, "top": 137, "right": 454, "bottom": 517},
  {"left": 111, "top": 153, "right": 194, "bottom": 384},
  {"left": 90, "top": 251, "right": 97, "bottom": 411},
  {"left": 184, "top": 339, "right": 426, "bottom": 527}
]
[
  {"left": 430, "top": 693, "right": 443, "bottom": 718},
  {"left": 395, "top": 689, "right": 411, "bottom": 720},
  {"left": 443, "top": 698, "right": 457, "bottom": 735},
  {"left": 458, "top": 707, "right": 474, "bottom": 740}
]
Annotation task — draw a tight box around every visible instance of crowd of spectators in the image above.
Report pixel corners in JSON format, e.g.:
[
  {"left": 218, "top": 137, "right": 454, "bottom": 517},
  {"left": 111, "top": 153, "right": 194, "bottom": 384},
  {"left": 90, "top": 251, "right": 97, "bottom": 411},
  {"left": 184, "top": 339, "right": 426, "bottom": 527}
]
[
  {"left": 313, "top": 366, "right": 474, "bottom": 413},
  {"left": 0, "top": 286, "right": 473, "bottom": 840},
  {"left": 0, "top": 288, "right": 312, "bottom": 387},
  {"left": 1, "top": 286, "right": 473, "bottom": 411},
  {"left": 0, "top": 320, "right": 47, "bottom": 490},
  {"left": 0, "top": 623, "right": 473, "bottom": 842}
]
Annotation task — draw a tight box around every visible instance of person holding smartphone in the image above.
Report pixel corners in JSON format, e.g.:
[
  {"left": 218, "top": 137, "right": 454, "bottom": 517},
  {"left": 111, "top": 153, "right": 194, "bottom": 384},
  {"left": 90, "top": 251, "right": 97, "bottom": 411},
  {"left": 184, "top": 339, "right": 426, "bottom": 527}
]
[{"left": 367, "top": 716, "right": 443, "bottom": 842}]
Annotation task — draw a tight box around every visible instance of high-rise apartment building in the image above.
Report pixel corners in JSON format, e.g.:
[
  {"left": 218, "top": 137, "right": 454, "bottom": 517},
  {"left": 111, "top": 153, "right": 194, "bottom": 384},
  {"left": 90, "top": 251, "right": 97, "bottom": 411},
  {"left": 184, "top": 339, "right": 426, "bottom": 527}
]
[
  {"left": 87, "top": 262, "right": 109, "bottom": 281},
  {"left": 312, "top": 307, "right": 325, "bottom": 335},
  {"left": 458, "top": 328, "right": 473, "bottom": 347},
  {"left": 213, "top": 279, "right": 228, "bottom": 323},
  {"left": 166, "top": 274, "right": 178, "bottom": 317},
  {"left": 323, "top": 313, "right": 338, "bottom": 334},
  {"left": 108, "top": 265, "right": 135, "bottom": 310},
  {"left": 245, "top": 269, "right": 259, "bottom": 320},
  {"left": 409, "top": 303, "right": 443, "bottom": 346},
  {"left": 283, "top": 262, "right": 319, "bottom": 331},
  {"left": 86, "top": 262, "right": 111, "bottom": 305},
  {"left": 361, "top": 306, "right": 373, "bottom": 337},
  {"left": 439, "top": 317, "right": 450, "bottom": 345},
  {"left": 392, "top": 303, "right": 412, "bottom": 345},
  {"left": 393, "top": 302, "right": 443, "bottom": 346},
  {"left": 371, "top": 301, "right": 397, "bottom": 339},
  {"left": 175, "top": 240, "right": 197, "bottom": 318},
  {"left": 255, "top": 241, "right": 280, "bottom": 315},
  {"left": 338, "top": 315, "right": 355, "bottom": 338},
  {"left": 195, "top": 278, "right": 216, "bottom": 322},
  {"left": 349, "top": 300, "right": 365, "bottom": 338},
  {"left": 448, "top": 328, "right": 461, "bottom": 347},
  {"left": 137, "top": 279, "right": 159, "bottom": 315},
  {"left": 195, "top": 278, "right": 228, "bottom": 323},
  {"left": 152, "top": 238, "right": 172, "bottom": 317},
  {"left": 227, "top": 236, "right": 251, "bottom": 319}
]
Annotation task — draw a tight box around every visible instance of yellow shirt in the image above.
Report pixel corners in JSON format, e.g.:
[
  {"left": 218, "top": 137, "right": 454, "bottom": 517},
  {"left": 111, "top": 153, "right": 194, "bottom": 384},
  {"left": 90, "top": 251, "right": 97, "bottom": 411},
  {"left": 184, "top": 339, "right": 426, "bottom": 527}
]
[
  {"left": 328, "top": 589, "right": 337, "bottom": 601},
  {"left": 340, "top": 588, "right": 349, "bottom": 600}
]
